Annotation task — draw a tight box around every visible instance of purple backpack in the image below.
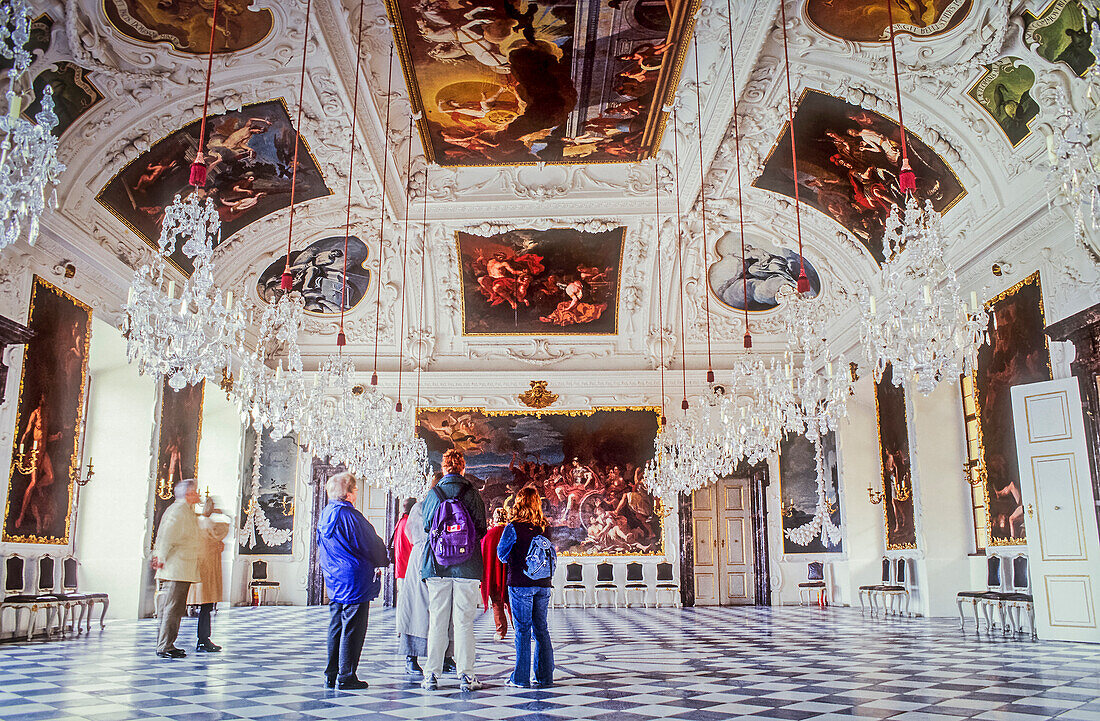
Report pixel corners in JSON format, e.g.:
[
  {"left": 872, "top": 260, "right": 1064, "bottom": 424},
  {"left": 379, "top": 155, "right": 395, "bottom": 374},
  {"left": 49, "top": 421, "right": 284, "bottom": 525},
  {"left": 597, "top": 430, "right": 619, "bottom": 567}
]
[{"left": 429, "top": 485, "right": 477, "bottom": 567}]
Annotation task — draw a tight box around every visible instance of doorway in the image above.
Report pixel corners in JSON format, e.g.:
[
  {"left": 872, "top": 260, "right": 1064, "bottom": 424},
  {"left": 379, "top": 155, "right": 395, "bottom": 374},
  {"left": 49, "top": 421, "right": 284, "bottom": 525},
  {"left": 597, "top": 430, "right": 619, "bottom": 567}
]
[{"left": 692, "top": 475, "right": 755, "bottom": 605}]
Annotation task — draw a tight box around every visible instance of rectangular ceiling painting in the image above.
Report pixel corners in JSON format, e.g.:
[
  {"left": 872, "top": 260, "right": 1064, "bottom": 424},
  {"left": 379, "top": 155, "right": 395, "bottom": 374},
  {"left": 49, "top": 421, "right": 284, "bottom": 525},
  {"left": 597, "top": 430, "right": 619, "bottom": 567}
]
[
  {"left": 97, "top": 99, "right": 332, "bottom": 275},
  {"left": 457, "top": 226, "right": 623, "bottom": 335},
  {"left": 753, "top": 89, "right": 965, "bottom": 263},
  {"left": 386, "top": 0, "right": 699, "bottom": 166}
]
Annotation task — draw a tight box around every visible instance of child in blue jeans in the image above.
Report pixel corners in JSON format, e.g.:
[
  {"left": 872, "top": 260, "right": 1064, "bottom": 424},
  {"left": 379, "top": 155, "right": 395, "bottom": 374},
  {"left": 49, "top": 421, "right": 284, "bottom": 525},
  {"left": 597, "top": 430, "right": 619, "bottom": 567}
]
[{"left": 496, "top": 486, "right": 555, "bottom": 687}]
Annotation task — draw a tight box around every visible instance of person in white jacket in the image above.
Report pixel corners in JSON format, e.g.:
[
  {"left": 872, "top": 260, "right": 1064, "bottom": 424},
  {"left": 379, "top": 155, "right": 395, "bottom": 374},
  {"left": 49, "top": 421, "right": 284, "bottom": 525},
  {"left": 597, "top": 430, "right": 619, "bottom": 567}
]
[{"left": 151, "top": 479, "right": 201, "bottom": 659}]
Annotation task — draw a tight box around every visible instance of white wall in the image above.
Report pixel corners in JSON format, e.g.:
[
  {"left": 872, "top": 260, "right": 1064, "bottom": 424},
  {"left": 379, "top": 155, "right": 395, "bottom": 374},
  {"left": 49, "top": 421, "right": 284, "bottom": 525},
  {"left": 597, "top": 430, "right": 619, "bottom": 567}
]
[{"left": 74, "top": 319, "right": 157, "bottom": 619}]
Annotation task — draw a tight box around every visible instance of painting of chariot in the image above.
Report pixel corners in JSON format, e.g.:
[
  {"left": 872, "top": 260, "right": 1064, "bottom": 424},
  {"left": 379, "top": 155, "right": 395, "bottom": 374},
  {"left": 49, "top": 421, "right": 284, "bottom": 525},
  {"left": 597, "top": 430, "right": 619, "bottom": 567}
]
[{"left": 386, "top": 0, "right": 700, "bottom": 166}]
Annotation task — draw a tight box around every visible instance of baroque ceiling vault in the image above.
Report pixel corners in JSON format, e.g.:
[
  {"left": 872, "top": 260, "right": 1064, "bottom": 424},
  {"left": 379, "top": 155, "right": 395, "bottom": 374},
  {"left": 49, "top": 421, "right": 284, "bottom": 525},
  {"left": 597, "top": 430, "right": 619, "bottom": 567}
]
[{"left": 10, "top": 0, "right": 1099, "bottom": 385}]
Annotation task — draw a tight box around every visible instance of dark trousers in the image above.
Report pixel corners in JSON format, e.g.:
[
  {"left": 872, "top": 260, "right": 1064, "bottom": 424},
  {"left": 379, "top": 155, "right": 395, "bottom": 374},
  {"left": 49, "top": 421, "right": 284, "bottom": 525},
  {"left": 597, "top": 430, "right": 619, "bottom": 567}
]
[
  {"left": 197, "top": 603, "right": 214, "bottom": 643},
  {"left": 326, "top": 602, "right": 370, "bottom": 683}
]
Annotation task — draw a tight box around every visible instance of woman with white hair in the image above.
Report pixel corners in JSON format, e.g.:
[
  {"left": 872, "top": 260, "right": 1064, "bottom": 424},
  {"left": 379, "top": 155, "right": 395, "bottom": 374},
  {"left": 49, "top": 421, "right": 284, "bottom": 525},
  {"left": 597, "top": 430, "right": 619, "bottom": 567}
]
[
  {"left": 188, "top": 495, "right": 230, "bottom": 652},
  {"left": 317, "top": 472, "right": 389, "bottom": 690}
]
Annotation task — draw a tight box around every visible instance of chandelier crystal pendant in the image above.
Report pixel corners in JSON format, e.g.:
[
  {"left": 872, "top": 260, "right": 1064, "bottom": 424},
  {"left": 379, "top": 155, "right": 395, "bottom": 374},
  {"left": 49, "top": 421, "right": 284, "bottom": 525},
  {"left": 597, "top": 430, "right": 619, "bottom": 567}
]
[
  {"left": 857, "top": 0, "right": 989, "bottom": 396},
  {"left": 1046, "top": 86, "right": 1100, "bottom": 248},
  {"left": 0, "top": 0, "right": 65, "bottom": 252}
]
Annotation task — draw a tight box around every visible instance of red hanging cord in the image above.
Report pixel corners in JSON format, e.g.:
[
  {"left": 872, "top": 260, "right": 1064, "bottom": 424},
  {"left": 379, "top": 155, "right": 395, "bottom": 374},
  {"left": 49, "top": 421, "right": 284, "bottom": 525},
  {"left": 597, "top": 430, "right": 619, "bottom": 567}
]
[
  {"left": 727, "top": 0, "right": 751, "bottom": 349},
  {"left": 415, "top": 164, "right": 428, "bottom": 413},
  {"left": 692, "top": 35, "right": 714, "bottom": 383},
  {"left": 280, "top": 0, "right": 314, "bottom": 292},
  {"left": 654, "top": 159, "right": 665, "bottom": 425},
  {"left": 371, "top": 44, "right": 395, "bottom": 386},
  {"left": 338, "top": 0, "right": 367, "bottom": 348},
  {"left": 885, "top": 0, "right": 916, "bottom": 193},
  {"left": 189, "top": 0, "right": 220, "bottom": 188},
  {"left": 672, "top": 108, "right": 688, "bottom": 411},
  {"left": 778, "top": 0, "right": 811, "bottom": 295},
  {"left": 394, "top": 117, "right": 414, "bottom": 413}
]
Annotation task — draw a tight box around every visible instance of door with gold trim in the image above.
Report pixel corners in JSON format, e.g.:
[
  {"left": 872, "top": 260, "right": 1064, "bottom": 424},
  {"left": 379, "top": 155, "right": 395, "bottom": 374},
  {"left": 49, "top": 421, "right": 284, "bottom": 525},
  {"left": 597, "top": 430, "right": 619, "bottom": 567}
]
[
  {"left": 1011, "top": 378, "right": 1100, "bottom": 643},
  {"left": 693, "top": 476, "right": 755, "bottom": 605}
]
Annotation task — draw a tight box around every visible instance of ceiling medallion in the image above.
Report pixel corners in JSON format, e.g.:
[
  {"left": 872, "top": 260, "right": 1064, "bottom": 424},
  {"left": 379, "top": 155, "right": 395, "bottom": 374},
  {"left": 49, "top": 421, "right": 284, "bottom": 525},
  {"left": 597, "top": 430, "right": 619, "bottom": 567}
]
[{"left": 518, "top": 381, "right": 558, "bottom": 409}]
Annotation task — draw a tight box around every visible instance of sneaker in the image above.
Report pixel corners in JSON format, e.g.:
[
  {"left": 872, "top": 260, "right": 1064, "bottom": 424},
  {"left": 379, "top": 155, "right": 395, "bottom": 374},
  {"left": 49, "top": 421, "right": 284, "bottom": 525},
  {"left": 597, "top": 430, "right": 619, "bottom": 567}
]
[
  {"left": 460, "top": 674, "right": 483, "bottom": 692},
  {"left": 504, "top": 679, "right": 528, "bottom": 689},
  {"left": 421, "top": 674, "right": 438, "bottom": 691},
  {"left": 196, "top": 641, "right": 221, "bottom": 653}
]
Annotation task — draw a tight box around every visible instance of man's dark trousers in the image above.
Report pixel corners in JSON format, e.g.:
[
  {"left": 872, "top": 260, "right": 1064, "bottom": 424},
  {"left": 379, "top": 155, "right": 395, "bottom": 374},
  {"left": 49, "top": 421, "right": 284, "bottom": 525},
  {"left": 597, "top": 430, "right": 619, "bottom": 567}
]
[{"left": 326, "top": 602, "right": 370, "bottom": 683}]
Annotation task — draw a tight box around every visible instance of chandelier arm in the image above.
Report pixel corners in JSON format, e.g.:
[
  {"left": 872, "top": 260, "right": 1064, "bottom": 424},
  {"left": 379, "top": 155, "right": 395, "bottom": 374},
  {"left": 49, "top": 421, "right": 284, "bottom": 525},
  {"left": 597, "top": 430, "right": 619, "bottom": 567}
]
[
  {"left": 280, "top": 0, "right": 314, "bottom": 291},
  {"left": 777, "top": 0, "right": 810, "bottom": 294},
  {"left": 671, "top": 108, "right": 688, "bottom": 411},
  {"left": 372, "top": 44, "right": 395, "bottom": 385},
  {"left": 395, "top": 116, "right": 414, "bottom": 413},
  {"left": 726, "top": 0, "right": 751, "bottom": 349},
  {"left": 338, "top": 0, "right": 367, "bottom": 347},
  {"left": 692, "top": 34, "right": 713, "bottom": 382}
]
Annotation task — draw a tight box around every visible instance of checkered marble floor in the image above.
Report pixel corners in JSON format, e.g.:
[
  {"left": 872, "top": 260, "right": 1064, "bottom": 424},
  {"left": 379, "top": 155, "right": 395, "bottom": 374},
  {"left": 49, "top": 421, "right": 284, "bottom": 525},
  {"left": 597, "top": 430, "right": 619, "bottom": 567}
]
[{"left": 1, "top": 605, "right": 1098, "bottom": 721}]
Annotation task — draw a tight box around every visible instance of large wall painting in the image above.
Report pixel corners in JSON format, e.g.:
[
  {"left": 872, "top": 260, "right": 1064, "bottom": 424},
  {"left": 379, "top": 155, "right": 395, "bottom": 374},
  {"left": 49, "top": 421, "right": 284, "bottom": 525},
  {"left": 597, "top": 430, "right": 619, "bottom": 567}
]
[
  {"left": 97, "top": 100, "right": 332, "bottom": 275},
  {"left": 778, "top": 431, "right": 843, "bottom": 555},
  {"left": 386, "top": 0, "right": 699, "bottom": 166},
  {"left": 26, "top": 62, "right": 104, "bottom": 138},
  {"left": 2, "top": 277, "right": 91, "bottom": 545},
  {"left": 104, "top": 0, "right": 274, "bottom": 54},
  {"left": 238, "top": 426, "right": 297, "bottom": 555},
  {"left": 257, "top": 235, "right": 371, "bottom": 315},
  {"left": 150, "top": 379, "right": 204, "bottom": 547},
  {"left": 974, "top": 273, "right": 1051, "bottom": 546},
  {"left": 967, "top": 57, "right": 1040, "bottom": 147},
  {"left": 805, "top": 0, "right": 972, "bottom": 43},
  {"left": 1023, "top": 0, "right": 1097, "bottom": 77},
  {"left": 416, "top": 407, "right": 663, "bottom": 556},
  {"left": 753, "top": 89, "right": 966, "bottom": 263},
  {"left": 457, "top": 227, "right": 623, "bottom": 335},
  {"left": 708, "top": 231, "right": 822, "bottom": 312},
  {"left": 875, "top": 364, "right": 916, "bottom": 550}
]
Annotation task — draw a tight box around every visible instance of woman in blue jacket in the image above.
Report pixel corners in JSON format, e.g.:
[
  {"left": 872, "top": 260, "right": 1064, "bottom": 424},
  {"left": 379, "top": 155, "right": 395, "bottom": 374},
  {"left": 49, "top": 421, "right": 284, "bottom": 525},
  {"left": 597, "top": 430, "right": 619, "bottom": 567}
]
[
  {"left": 317, "top": 472, "right": 389, "bottom": 690},
  {"left": 496, "top": 486, "right": 555, "bottom": 688}
]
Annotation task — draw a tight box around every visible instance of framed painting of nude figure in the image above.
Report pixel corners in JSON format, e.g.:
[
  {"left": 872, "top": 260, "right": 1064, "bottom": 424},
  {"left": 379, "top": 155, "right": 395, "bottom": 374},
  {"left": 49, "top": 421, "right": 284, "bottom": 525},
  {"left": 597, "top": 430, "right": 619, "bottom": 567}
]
[
  {"left": 416, "top": 406, "right": 663, "bottom": 556},
  {"left": 972, "top": 272, "right": 1051, "bottom": 546},
  {"left": 3, "top": 276, "right": 91, "bottom": 545},
  {"left": 456, "top": 226, "right": 624, "bottom": 336},
  {"left": 875, "top": 364, "right": 917, "bottom": 550}
]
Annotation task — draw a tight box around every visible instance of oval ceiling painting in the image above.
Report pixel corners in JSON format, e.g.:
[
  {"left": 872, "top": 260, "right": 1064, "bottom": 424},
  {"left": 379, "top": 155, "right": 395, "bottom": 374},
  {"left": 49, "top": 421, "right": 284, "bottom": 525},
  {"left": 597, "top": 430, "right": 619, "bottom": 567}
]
[
  {"left": 104, "top": 0, "right": 273, "bottom": 54},
  {"left": 806, "top": 0, "right": 972, "bottom": 43},
  {"left": 708, "top": 232, "right": 821, "bottom": 313},
  {"left": 257, "top": 236, "right": 371, "bottom": 316}
]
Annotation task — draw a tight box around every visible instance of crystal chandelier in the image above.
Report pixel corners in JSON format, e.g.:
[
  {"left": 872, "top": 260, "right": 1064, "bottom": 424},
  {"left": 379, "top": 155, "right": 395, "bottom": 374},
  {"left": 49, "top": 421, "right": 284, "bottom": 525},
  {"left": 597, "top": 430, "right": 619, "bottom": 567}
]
[
  {"left": 642, "top": 404, "right": 730, "bottom": 504},
  {"left": 0, "top": 0, "right": 64, "bottom": 251},
  {"left": 783, "top": 437, "right": 842, "bottom": 548},
  {"left": 234, "top": 290, "right": 308, "bottom": 439},
  {"left": 857, "top": 0, "right": 989, "bottom": 396},
  {"left": 718, "top": 358, "right": 785, "bottom": 466},
  {"left": 858, "top": 196, "right": 989, "bottom": 395},
  {"left": 122, "top": 196, "right": 245, "bottom": 390},
  {"left": 1046, "top": 86, "right": 1100, "bottom": 247}
]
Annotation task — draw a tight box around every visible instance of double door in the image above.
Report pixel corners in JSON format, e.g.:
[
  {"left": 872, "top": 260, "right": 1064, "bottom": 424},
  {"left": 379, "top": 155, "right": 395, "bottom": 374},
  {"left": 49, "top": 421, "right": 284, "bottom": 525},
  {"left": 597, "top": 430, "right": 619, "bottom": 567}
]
[{"left": 692, "top": 476, "right": 754, "bottom": 605}]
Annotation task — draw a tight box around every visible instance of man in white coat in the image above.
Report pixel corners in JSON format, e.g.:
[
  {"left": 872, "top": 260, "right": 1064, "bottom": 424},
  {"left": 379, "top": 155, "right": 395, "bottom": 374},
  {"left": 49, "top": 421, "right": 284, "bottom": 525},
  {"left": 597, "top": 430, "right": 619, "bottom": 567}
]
[{"left": 151, "top": 479, "right": 201, "bottom": 659}]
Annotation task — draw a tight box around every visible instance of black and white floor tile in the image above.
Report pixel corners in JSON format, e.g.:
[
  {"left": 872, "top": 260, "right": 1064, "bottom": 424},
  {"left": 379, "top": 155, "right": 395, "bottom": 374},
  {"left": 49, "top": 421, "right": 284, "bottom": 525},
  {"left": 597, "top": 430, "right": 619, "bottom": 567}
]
[{"left": 1, "top": 605, "right": 1098, "bottom": 721}]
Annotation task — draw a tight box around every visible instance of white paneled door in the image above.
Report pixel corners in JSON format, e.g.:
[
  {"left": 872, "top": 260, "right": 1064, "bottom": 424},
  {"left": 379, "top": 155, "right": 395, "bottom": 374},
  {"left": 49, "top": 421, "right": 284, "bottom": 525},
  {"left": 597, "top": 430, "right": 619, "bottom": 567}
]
[
  {"left": 1011, "top": 378, "right": 1100, "bottom": 643},
  {"left": 692, "top": 476, "right": 755, "bottom": 606}
]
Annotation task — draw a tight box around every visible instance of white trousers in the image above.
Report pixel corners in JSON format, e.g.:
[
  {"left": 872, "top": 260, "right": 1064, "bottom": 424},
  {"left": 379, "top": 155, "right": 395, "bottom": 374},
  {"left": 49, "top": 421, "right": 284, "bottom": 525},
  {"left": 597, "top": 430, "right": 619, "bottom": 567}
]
[{"left": 425, "top": 577, "right": 480, "bottom": 678}]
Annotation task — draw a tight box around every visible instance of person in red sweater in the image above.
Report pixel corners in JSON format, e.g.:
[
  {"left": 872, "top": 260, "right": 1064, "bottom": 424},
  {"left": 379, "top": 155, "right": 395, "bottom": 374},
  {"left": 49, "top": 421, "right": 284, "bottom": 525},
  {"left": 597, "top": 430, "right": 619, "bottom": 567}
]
[
  {"left": 481, "top": 507, "right": 511, "bottom": 641},
  {"left": 393, "top": 498, "right": 415, "bottom": 580}
]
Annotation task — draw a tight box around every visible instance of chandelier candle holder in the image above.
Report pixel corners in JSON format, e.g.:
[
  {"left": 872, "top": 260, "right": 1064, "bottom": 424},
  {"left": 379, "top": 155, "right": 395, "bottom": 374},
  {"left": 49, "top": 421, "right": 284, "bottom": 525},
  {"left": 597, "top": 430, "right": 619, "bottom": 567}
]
[
  {"left": 0, "top": 0, "right": 64, "bottom": 252},
  {"left": 858, "top": 196, "right": 989, "bottom": 395}
]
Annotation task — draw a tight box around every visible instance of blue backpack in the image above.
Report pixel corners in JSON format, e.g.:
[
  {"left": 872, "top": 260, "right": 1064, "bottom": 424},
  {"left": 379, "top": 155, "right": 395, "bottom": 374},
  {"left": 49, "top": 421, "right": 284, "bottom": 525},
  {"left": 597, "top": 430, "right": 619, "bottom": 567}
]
[
  {"left": 429, "top": 485, "right": 478, "bottom": 568},
  {"left": 525, "top": 534, "right": 556, "bottom": 580}
]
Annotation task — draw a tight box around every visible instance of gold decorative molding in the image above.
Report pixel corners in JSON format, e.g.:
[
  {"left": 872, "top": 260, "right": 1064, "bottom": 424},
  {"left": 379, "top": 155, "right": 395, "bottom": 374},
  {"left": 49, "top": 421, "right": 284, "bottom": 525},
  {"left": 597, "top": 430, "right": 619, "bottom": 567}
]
[{"left": 517, "top": 381, "right": 558, "bottom": 409}]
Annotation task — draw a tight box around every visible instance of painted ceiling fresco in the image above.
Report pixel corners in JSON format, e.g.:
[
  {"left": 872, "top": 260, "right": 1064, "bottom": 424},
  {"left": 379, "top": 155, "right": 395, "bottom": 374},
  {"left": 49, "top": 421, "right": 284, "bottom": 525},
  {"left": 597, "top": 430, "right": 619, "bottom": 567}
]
[
  {"left": 805, "top": 0, "right": 972, "bottom": 43},
  {"left": 104, "top": 0, "right": 273, "bottom": 54},
  {"left": 708, "top": 232, "right": 821, "bottom": 312},
  {"left": 1023, "top": 0, "right": 1097, "bottom": 77},
  {"left": 967, "top": 57, "right": 1040, "bottom": 147},
  {"left": 753, "top": 90, "right": 966, "bottom": 264},
  {"left": 386, "top": 0, "right": 699, "bottom": 166},
  {"left": 97, "top": 100, "right": 332, "bottom": 276},
  {"left": 457, "top": 226, "right": 623, "bottom": 335},
  {"left": 257, "top": 236, "right": 371, "bottom": 315}
]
